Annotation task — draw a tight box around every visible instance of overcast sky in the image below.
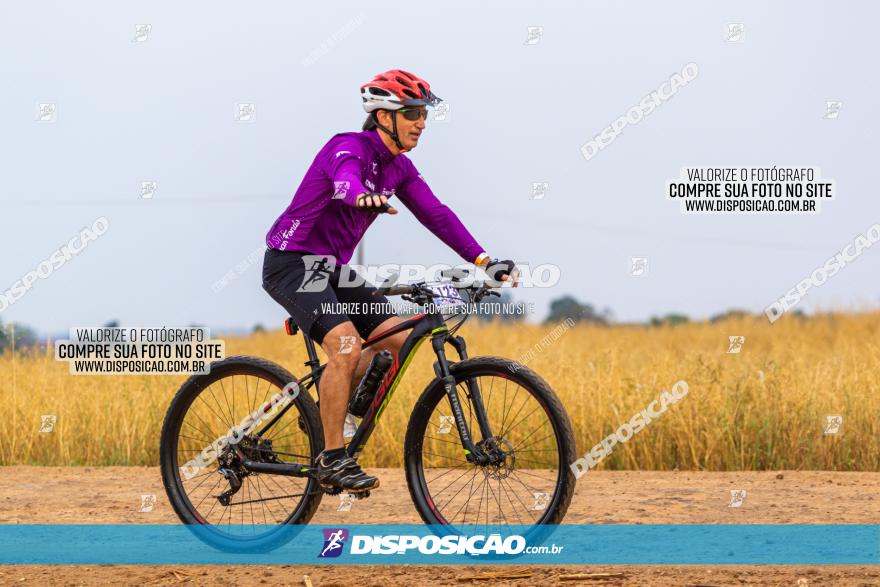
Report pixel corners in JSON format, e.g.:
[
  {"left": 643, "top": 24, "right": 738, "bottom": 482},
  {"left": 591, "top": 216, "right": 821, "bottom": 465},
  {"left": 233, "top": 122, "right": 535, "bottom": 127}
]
[{"left": 2, "top": 1, "right": 878, "bottom": 335}]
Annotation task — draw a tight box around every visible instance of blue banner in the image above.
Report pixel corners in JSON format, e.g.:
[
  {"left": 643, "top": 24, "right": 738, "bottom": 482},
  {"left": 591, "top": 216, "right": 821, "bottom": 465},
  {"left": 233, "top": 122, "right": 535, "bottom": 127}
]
[{"left": 0, "top": 524, "right": 876, "bottom": 565}]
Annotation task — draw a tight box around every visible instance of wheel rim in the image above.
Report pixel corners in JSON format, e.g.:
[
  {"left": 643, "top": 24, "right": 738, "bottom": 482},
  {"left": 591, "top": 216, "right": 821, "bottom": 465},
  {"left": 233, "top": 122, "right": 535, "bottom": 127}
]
[
  {"left": 171, "top": 371, "right": 317, "bottom": 538},
  {"left": 415, "top": 372, "right": 566, "bottom": 528}
]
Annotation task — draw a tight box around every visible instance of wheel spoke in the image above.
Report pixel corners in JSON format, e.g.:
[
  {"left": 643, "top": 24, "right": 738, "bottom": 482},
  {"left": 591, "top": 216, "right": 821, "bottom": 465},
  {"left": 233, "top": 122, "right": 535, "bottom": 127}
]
[
  {"left": 169, "top": 367, "right": 318, "bottom": 540},
  {"left": 418, "top": 368, "right": 568, "bottom": 532}
]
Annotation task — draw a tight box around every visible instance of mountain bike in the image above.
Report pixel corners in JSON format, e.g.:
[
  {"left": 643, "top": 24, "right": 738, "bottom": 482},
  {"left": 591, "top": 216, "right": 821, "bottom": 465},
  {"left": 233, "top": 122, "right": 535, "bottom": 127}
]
[{"left": 159, "top": 269, "right": 576, "bottom": 550}]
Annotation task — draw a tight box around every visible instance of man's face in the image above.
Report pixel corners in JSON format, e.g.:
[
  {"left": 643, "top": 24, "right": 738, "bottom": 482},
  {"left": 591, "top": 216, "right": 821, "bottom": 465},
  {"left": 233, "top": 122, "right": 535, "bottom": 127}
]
[{"left": 378, "top": 107, "right": 427, "bottom": 150}]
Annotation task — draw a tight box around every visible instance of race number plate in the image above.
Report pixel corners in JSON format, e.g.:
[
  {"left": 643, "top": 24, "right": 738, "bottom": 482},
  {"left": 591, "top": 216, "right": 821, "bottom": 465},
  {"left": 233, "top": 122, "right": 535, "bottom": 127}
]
[{"left": 428, "top": 283, "right": 465, "bottom": 311}]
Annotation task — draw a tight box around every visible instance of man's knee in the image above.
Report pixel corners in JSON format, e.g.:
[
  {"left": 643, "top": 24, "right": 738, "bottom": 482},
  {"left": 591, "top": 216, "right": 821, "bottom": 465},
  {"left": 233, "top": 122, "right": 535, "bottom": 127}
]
[
  {"left": 323, "top": 323, "right": 362, "bottom": 368},
  {"left": 368, "top": 318, "right": 407, "bottom": 356},
  {"left": 385, "top": 331, "right": 407, "bottom": 356}
]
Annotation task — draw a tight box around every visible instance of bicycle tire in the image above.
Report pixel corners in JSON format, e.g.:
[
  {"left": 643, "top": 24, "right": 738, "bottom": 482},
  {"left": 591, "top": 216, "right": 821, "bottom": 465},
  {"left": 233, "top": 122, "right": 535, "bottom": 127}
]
[
  {"left": 404, "top": 356, "right": 576, "bottom": 529},
  {"left": 159, "top": 355, "right": 324, "bottom": 552}
]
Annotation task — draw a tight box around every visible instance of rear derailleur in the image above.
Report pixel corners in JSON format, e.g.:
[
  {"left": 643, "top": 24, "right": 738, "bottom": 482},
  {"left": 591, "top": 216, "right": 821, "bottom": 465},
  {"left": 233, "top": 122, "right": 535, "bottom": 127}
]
[{"left": 214, "top": 436, "right": 280, "bottom": 506}]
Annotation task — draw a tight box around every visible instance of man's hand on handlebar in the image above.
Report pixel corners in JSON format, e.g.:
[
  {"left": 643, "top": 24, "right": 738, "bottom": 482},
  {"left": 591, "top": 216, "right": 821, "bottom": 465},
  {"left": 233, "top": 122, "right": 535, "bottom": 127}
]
[
  {"left": 486, "top": 258, "right": 519, "bottom": 288},
  {"left": 356, "top": 192, "right": 398, "bottom": 215}
]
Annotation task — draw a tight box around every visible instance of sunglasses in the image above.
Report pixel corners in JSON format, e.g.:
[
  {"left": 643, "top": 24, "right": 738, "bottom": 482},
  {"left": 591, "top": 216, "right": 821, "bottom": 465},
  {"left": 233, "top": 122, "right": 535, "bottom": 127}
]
[{"left": 398, "top": 107, "right": 428, "bottom": 121}]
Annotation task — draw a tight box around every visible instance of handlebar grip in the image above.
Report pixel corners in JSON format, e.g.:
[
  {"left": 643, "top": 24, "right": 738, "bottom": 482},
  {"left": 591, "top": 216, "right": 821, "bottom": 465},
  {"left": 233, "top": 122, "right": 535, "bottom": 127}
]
[{"left": 485, "top": 259, "right": 517, "bottom": 285}]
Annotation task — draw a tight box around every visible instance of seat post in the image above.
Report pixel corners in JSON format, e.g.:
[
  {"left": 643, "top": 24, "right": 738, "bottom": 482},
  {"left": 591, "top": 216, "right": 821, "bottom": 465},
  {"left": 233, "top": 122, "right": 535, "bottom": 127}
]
[
  {"left": 302, "top": 332, "right": 321, "bottom": 372},
  {"left": 285, "top": 317, "right": 322, "bottom": 374}
]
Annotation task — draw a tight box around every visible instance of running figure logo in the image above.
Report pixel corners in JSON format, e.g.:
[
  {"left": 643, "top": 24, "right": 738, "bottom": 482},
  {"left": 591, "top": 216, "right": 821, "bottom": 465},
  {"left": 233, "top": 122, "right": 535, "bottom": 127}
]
[
  {"left": 333, "top": 181, "right": 350, "bottom": 199},
  {"left": 728, "top": 489, "right": 747, "bottom": 508},
  {"left": 297, "top": 255, "right": 336, "bottom": 293},
  {"left": 727, "top": 336, "right": 745, "bottom": 354},
  {"left": 630, "top": 256, "right": 648, "bottom": 277},
  {"left": 319, "top": 528, "right": 349, "bottom": 558},
  {"left": 823, "top": 415, "right": 843, "bottom": 435},
  {"left": 824, "top": 101, "right": 842, "bottom": 120},
  {"left": 39, "top": 415, "right": 57, "bottom": 433}
]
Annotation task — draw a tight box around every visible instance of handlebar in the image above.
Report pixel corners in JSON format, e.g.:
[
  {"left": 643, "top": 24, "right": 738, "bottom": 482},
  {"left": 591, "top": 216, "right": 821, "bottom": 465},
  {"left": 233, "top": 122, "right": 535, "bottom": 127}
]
[
  {"left": 373, "top": 284, "right": 415, "bottom": 296},
  {"left": 372, "top": 280, "right": 503, "bottom": 299},
  {"left": 372, "top": 259, "right": 515, "bottom": 300}
]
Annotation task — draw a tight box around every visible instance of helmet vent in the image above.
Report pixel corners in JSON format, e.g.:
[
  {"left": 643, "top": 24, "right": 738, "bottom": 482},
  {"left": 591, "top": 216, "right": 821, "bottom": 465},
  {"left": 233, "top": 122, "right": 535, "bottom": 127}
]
[{"left": 360, "top": 69, "right": 439, "bottom": 113}]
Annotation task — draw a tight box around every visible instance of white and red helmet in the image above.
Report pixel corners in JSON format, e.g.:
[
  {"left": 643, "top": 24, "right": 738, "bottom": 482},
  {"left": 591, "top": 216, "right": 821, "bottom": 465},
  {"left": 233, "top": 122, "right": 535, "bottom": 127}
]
[{"left": 360, "top": 69, "right": 442, "bottom": 113}]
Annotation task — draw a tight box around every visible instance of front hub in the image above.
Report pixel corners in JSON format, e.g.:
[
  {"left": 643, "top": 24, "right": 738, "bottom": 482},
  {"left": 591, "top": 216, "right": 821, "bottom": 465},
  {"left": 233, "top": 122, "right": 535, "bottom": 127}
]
[{"left": 476, "top": 437, "right": 515, "bottom": 479}]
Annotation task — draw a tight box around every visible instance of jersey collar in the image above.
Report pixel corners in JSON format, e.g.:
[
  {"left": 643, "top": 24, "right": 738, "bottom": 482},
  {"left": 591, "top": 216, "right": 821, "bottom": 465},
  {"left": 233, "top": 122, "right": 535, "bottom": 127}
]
[{"left": 365, "top": 129, "right": 398, "bottom": 162}]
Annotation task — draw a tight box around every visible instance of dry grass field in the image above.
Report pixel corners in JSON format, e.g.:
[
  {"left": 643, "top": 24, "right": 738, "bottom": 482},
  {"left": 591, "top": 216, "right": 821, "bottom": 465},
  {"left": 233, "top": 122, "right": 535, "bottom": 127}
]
[{"left": 2, "top": 312, "right": 879, "bottom": 470}]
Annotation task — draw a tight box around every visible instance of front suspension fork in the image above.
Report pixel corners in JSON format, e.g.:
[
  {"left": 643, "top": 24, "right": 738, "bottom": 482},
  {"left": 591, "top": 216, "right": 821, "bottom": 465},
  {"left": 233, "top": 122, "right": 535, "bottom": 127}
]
[{"left": 433, "top": 334, "right": 497, "bottom": 465}]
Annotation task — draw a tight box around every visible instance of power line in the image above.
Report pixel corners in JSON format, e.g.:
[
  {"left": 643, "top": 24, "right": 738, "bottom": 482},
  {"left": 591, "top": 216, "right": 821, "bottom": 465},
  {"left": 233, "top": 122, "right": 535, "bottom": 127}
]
[
  {"left": 0, "top": 194, "right": 288, "bottom": 206},
  {"left": 2, "top": 193, "right": 840, "bottom": 250},
  {"left": 456, "top": 204, "right": 840, "bottom": 251}
]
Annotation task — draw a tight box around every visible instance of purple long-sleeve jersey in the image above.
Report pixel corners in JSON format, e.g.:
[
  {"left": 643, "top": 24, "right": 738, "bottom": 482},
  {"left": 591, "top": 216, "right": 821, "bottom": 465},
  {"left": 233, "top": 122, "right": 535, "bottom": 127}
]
[{"left": 265, "top": 129, "right": 484, "bottom": 265}]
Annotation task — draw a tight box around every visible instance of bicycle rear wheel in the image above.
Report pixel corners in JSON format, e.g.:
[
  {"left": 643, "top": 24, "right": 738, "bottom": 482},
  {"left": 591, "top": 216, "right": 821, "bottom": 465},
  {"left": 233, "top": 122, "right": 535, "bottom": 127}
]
[
  {"left": 159, "top": 355, "right": 323, "bottom": 551},
  {"left": 404, "top": 356, "right": 576, "bottom": 530}
]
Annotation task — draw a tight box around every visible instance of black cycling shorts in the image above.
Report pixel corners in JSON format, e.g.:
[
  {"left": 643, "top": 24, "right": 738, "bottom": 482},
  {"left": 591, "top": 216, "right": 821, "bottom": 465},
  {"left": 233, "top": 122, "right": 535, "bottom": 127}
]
[{"left": 262, "top": 248, "right": 397, "bottom": 345}]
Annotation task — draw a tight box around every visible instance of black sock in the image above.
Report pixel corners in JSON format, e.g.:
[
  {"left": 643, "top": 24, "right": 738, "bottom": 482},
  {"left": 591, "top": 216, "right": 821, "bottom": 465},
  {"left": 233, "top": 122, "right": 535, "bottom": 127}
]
[{"left": 321, "top": 448, "right": 346, "bottom": 463}]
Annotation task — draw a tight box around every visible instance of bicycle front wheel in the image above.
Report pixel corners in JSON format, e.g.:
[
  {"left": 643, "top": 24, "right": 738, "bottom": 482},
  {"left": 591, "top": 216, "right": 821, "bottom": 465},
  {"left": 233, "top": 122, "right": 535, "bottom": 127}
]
[{"left": 404, "top": 356, "right": 576, "bottom": 529}]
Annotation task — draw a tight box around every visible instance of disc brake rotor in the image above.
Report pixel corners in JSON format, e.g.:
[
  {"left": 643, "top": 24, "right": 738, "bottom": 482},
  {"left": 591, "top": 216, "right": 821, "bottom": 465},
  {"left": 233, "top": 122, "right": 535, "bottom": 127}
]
[{"left": 481, "top": 437, "right": 515, "bottom": 480}]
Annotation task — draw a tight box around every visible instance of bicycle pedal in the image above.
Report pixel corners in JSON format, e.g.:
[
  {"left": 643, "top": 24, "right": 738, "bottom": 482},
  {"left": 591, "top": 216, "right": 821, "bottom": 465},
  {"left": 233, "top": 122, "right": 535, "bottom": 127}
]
[{"left": 320, "top": 483, "right": 344, "bottom": 496}]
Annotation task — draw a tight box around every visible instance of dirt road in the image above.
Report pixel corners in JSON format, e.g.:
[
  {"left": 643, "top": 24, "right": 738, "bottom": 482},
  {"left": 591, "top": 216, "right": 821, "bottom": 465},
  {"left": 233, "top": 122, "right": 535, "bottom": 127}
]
[{"left": 1, "top": 467, "right": 879, "bottom": 585}]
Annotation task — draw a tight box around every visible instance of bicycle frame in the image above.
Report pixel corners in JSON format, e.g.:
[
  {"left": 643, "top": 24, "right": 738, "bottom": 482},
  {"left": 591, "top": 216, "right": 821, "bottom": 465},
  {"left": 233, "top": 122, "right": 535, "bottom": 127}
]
[{"left": 238, "top": 309, "right": 498, "bottom": 479}]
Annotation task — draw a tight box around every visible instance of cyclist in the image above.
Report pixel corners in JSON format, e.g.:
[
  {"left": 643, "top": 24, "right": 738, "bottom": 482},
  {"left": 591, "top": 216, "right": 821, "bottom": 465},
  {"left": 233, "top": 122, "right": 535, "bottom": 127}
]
[{"left": 262, "top": 69, "right": 516, "bottom": 493}]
